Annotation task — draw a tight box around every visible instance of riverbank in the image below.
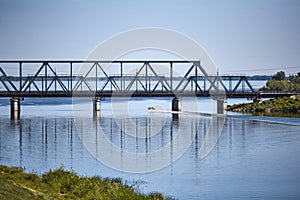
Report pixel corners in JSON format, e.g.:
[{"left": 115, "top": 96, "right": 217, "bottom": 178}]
[
  {"left": 226, "top": 96, "right": 300, "bottom": 115},
  {"left": 0, "top": 165, "right": 170, "bottom": 200}
]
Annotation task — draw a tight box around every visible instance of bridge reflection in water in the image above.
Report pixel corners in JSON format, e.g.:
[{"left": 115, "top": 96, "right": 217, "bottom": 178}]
[
  {"left": 0, "top": 114, "right": 229, "bottom": 171},
  {"left": 2, "top": 111, "right": 300, "bottom": 198}
]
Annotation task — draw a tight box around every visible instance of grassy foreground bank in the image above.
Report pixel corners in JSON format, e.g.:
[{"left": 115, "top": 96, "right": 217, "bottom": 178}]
[
  {"left": 226, "top": 96, "right": 300, "bottom": 114},
  {"left": 0, "top": 165, "right": 170, "bottom": 200}
]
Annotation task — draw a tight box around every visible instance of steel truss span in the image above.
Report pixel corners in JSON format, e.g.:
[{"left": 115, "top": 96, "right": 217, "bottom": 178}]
[{"left": 0, "top": 60, "right": 294, "bottom": 98}]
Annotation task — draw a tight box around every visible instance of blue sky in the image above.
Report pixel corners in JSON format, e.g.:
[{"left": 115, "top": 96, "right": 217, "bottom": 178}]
[{"left": 0, "top": 0, "right": 300, "bottom": 74}]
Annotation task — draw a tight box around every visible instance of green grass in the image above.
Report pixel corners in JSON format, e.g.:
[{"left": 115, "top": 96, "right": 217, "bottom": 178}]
[
  {"left": 0, "top": 177, "right": 53, "bottom": 200},
  {"left": 0, "top": 165, "right": 171, "bottom": 200}
]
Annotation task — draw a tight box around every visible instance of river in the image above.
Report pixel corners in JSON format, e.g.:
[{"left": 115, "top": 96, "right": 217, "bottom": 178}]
[{"left": 0, "top": 97, "right": 300, "bottom": 199}]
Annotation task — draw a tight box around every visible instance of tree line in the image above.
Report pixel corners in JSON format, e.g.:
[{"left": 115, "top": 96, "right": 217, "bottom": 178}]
[{"left": 260, "top": 71, "right": 300, "bottom": 92}]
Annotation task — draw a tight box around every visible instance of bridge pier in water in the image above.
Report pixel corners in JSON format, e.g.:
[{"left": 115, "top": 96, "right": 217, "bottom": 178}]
[
  {"left": 10, "top": 97, "right": 21, "bottom": 120},
  {"left": 216, "top": 99, "right": 227, "bottom": 114},
  {"left": 172, "top": 97, "right": 182, "bottom": 112},
  {"left": 93, "top": 97, "right": 101, "bottom": 118}
]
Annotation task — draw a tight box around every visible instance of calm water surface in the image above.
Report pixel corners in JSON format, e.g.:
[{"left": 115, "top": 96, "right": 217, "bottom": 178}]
[{"left": 0, "top": 97, "right": 300, "bottom": 199}]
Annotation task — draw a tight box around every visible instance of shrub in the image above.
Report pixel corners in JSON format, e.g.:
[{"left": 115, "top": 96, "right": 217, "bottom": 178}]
[{"left": 0, "top": 165, "right": 168, "bottom": 200}]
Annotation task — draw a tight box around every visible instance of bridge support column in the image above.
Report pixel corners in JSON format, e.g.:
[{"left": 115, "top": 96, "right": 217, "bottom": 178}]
[
  {"left": 10, "top": 97, "right": 21, "bottom": 120},
  {"left": 216, "top": 99, "right": 227, "bottom": 114},
  {"left": 172, "top": 97, "right": 182, "bottom": 112},
  {"left": 93, "top": 97, "right": 101, "bottom": 118}
]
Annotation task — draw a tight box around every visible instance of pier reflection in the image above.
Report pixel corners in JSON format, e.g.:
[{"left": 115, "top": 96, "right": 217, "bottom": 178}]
[
  {"left": 0, "top": 115, "right": 253, "bottom": 172},
  {"left": 1, "top": 113, "right": 300, "bottom": 198},
  {"left": 76, "top": 114, "right": 210, "bottom": 154},
  {"left": 0, "top": 117, "right": 75, "bottom": 169}
]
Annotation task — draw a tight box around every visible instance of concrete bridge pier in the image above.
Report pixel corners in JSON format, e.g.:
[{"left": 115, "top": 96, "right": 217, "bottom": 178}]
[
  {"left": 216, "top": 99, "right": 227, "bottom": 114},
  {"left": 172, "top": 97, "right": 182, "bottom": 112},
  {"left": 93, "top": 97, "right": 101, "bottom": 118},
  {"left": 10, "top": 97, "right": 21, "bottom": 120}
]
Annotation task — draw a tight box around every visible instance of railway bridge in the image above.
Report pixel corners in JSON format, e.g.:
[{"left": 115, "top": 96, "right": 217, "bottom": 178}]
[{"left": 0, "top": 60, "right": 298, "bottom": 119}]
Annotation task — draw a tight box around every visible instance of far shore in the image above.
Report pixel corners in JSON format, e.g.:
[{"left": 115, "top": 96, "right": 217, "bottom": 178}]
[{"left": 226, "top": 96, "right": 300, "bottom": 117}]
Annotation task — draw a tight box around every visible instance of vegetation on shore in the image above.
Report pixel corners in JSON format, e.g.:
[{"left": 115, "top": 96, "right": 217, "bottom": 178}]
[
  {"left": 259, "top": 71, "right": 300, "bottom": 92},
  {"left": 227, "top": 96, "right": 300, "bottom": 114},
  {"left": 0, "top": 165, "right": 170, "bottom": 200},
  {"left": 227, "top": 71, "right": 300, "bottom": 115}
]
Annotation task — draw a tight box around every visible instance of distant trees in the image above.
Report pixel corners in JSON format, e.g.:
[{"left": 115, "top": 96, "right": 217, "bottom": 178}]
[
  {"left": 260, "top": 71, "right": 300, "bottom": 92},
  {"left": 289, "top": 72, "right": 300, "bottom": 84},
  {"left": 272, "top": 71, "right": 286, "bottom": 81},
  {"left": 265, "top": 79, "right": 290, "bottom": 91}
]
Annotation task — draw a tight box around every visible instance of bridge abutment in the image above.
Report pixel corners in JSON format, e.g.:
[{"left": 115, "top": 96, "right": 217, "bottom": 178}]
[
  {"left": 10, "top": 97, "right": 21, "bottom": 120},
  {"left": 172, "top": 97, "right": 182, "bottom": 112}
]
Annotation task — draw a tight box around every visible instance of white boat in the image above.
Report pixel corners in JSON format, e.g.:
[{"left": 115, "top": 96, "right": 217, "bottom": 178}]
[{"left": 147, "top": 106, "right": 182, "bottom": 114}]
